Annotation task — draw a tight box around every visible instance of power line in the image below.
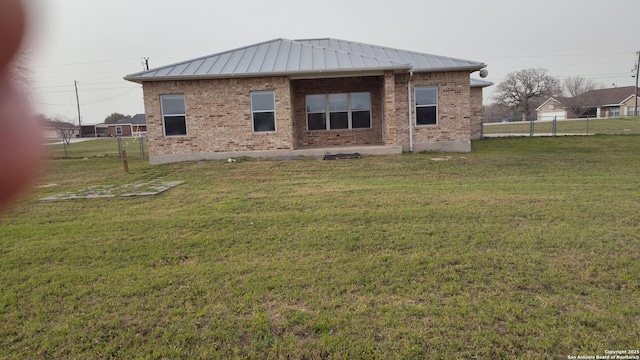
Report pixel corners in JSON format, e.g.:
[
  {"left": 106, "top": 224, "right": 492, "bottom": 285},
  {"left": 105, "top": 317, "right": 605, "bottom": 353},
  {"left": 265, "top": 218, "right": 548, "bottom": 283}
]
[
  {"left": 34, "top": 86, "right": 140, "bottom": 94},
  {"left": 33, "top": 58, "right": 141, "bottom": 68},
  {"left": 35, "top": 86, "right": 140, "bottom": 107}
]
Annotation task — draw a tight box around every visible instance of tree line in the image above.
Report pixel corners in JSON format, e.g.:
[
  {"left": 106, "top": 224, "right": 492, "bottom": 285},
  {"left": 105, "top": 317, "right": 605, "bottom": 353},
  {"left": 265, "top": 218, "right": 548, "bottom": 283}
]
[{"left": 486, "top": 69, "right": 601, "bottom": 122}]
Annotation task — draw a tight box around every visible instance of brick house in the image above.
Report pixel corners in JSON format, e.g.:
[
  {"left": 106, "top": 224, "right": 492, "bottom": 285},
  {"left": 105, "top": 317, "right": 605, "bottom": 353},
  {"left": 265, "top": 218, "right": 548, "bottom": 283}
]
[
  {"left": 106, "top": 114, "right": 147, "bottom": 137},
  {"left": 536, "top": 86, "right": 640, "bottom": 121},
  {"left": 125, "top": 38, "right": 489, "bottom": 164}
]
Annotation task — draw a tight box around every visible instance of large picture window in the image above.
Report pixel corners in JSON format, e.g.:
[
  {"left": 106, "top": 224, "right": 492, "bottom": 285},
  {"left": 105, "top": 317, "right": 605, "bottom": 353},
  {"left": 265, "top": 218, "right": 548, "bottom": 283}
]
[
  {"left": 415, "top": 86, "right": 438, "bottom": 126},
  {"left": 251, "top": 91, "right": 276, "bottom": 132},
  {"left": 306, "top": 92, "right": 371, "bottom": 131},
  {"left": 160, "top": 94, "right": 187, "bottom": 136}
]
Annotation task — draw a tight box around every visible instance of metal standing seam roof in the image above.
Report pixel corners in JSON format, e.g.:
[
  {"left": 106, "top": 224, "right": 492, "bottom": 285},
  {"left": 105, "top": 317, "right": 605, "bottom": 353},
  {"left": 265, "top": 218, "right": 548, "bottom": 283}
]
[
  {"left": 471, "top": 78, "right": 493, "bottom": 88},
  {"left": 125, "top": 38, "right": 486, "bottom": 82}
]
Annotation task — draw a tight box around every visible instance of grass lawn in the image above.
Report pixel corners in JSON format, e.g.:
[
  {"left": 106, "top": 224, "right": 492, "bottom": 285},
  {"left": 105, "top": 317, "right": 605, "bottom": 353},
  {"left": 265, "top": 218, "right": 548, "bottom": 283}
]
[
  {"left": 484, "top": 116, "right": 640, "bottom": 135},
  {"left": 44, "top": 137, "right": 148, "bottom": 160},
  {"left": 1, "top": 136, "right": 639, "bottom": 358}
]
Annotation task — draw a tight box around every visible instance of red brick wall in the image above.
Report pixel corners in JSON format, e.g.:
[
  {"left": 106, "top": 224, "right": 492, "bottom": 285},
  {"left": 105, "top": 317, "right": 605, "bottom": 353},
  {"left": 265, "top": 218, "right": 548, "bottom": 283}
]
[
  {"left": 470, "top": 87, "right": 483, "bottom": 140},
  {"left": 142, "top": 77, "right": 293, "bottom": 157},
  {"left": 291, "top": 76, "right": 384, "bottom": 148},
  {"left": 394, "top": 71, "right": 472, "bottom": 152}
]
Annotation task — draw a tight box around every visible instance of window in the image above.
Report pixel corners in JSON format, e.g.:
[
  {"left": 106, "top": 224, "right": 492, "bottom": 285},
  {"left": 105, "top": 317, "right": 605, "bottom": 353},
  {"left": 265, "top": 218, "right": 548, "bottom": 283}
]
[
  {"left": 305, "top": 92, "right": 371, "bottom": 131},
  {"left": 415, "top": 86, "right": 438, "bottom": 125},
  {"left": 627, "top": 106, "right": 637, "bottom": 116},
  {"left": 160, "top": 94, "right": 187, "bottom": 136},
  {"left": 609, "top": 107, "right": 620, "bottom": 117},
  {"left": 251, "top": 91, "right": 276, "bottom": 132},
  {"left": 115, "top": 126, "right": 122, "bottom": 136}
]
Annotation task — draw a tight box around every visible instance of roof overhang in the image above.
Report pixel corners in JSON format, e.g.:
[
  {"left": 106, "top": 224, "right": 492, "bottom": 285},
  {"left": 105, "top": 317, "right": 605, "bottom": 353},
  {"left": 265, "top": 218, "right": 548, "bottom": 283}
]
[{"left": 126, "top": 65, "right": 415, "bottom": 83}]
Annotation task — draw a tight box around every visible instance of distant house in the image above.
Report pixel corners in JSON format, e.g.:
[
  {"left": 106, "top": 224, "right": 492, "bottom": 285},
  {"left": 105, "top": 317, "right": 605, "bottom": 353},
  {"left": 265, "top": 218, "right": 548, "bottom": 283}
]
[
  {"left": 40, "top": 117, "right": 78, "bottom": 139},
  {"left": 107, "top": 114, "right": 147, "bottom": 137},
  {"left": 125, "top": 38, "right": 489, "bottom": 164},
  {"left": 537, "top": 86, "right": 640, "bottom": 121}
]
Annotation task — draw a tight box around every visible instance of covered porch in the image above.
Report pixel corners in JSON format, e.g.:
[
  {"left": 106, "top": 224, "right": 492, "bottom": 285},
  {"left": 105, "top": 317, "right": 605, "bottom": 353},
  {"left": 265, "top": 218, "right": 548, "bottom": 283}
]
[{"left": 289, "top": 72, "right": 399, "bottom": 151}]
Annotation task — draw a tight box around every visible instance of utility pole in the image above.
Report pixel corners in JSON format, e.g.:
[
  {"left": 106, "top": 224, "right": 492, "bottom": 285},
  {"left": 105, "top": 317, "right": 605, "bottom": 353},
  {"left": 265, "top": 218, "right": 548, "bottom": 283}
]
[
  {"left": 74, "top": 80, "right": 82, "bottom": 137},
  {"left": 635, "top": 51, "right": 639, "bottom": 116},
  {"left": 142, "top": 57, "right": 149, "bottom": 71}
]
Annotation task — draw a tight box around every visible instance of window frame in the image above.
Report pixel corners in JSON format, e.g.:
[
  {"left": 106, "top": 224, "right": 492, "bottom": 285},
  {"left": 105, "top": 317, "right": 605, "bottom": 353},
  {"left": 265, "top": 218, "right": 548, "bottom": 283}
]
[
  {"left": 305, "top": 92, "right": 372, "bottom": 131},
  {"left": 160, "top": 94, "right": 187, "bottom": 137},
  {"left": 609, "top": 106, "right": 620, "bottom": 117},
  {"left": 414, "top": 86, "right": 438, "bottom": 126},
  {"left": 627, "top": 106, "right": 636, "bottom": 116},
  {"left": 250, "top": 90, "right": 277, "bottom": 133},
  {"left": 115, "top": 126, "right": 122, "bottom": 136}
]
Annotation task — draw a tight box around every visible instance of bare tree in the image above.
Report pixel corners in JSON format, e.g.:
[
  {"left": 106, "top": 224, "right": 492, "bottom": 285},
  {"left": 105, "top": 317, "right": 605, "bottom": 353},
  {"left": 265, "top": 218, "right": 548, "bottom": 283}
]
[
  {"left": 51, "top": 116, "right": 77, "bottom": 158},
  {"left": 493, "top": 68, "right": 560, "bottom": 121},
  {"left": 561, "top": 76, "right": 601, "bottom": 116},
  {"left": 483, "top": 103, "right": 517, "bottom": 123}
]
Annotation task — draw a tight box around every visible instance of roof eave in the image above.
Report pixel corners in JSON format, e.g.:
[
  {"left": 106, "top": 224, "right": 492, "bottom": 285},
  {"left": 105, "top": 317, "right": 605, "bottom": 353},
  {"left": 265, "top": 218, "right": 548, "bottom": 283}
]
[
  {"left": 412, "top": 64, "right": 486, "bottom": 73},
  {"left": 124, "top": 65, "right": 414, "bottom": 83}
]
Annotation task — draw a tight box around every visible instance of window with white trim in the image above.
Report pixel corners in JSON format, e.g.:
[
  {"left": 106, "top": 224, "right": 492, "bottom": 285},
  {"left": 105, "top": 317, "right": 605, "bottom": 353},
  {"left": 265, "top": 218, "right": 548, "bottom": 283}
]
[
  {"left": 251, "top": 91, "right": 276, "bottom": 132},
  {"left": 115, "top": 126, "right": 122, "bottom": 136},
  {"left": 160, "top": 94, "right": 187, "bottom": 136},
  {"left": 305, "top": 92, "right": 371, "bottom": 131},
  {"left": 627, "top": 106, "right": 637, "bottom": 116},
  {"left": 415, "top": 86, "right": 438, "bottom": 125},
  {"left": 610, "top": 106, "right": 620, "bottom": 117}
]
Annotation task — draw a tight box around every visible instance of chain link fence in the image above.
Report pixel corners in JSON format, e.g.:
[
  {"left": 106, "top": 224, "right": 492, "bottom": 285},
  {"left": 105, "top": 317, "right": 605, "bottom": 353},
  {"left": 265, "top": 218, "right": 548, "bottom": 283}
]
[
  {"left": 44, "top": 136, "right": 148, "bottom": 160},
  {"left": 482, "top": 116, "right": 640, "bottom": 138}
]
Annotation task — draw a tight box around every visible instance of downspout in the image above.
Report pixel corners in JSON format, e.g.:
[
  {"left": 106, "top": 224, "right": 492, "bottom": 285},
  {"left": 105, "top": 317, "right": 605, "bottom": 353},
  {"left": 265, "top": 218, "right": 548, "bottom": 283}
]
[{"left": 408, "top": 71, "right": 414, "bottom": 152}]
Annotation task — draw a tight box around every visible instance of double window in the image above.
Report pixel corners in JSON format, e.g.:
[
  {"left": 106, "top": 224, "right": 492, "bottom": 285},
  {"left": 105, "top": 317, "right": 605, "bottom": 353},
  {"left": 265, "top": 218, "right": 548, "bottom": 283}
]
[
  {"left": 306, "top": 92, "right": 371, "bottom": 131},
  {"left": 415, "top": 86, "right": 438, "bottom": 126},
  {"left": 627, "top": 106, "right": 637, "bottom": 116},
  {"left": 251, "top": 91, "right": 276, "bottom": 132},
  {"left": 160, "top": 94, "right": 187, "bottom": 136},
  {"left": 609, "top": 107, "right": 620, "bottom": 117}
]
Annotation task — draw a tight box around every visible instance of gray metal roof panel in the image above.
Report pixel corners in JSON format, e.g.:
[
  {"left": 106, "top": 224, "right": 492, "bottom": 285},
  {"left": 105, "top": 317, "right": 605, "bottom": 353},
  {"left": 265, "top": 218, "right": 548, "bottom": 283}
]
[
  {"left": 125, "top": 38, "right": 482, "bottom": 82},
  {"left": 471, "top": 78, "right": 493, "bottom": 88}
]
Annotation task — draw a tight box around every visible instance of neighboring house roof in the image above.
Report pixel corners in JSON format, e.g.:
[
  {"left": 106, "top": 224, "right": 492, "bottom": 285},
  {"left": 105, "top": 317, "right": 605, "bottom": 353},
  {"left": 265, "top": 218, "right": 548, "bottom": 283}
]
[
  {"left": 471, "top": 78, "right": 493, "bottom": 88},
  {"left": 125, "top": 38, "right": 485, "bottom": 82},
  {"left": 536, "top": 97, "right": 569, "bottom": 111},
  {"left": 537, "top": 87, "right": 639, "bottom": 111},
  {"left": 41, "top": 119, "right": 76, "bottom": 129},
  {"left": 109, "top": 114, "right": 146, "bottom": 126},
  {"left": 579, "top": 86, "right": 639, "bottom": 106}
]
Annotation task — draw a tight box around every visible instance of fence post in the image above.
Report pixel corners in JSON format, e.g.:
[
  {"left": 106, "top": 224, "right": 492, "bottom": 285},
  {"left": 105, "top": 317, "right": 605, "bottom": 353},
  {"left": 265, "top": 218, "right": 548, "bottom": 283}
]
[
  {"left": 552, "top": 116, "right": 557, "bottom": 137},
  {"left": 586, "top": 116, "right": 590, "bottom": 136},
  {"left": 529, "top": 117, "right": 534, "bottom": 137},
  {"left": 139, "top": 135, "right": 145, "bottom": 158},
  {"left": 117, "top": 136, "right": 123, "bottom": 157},
  {"left": 122, "top": 150, "right": 129, "bottom": 173}
]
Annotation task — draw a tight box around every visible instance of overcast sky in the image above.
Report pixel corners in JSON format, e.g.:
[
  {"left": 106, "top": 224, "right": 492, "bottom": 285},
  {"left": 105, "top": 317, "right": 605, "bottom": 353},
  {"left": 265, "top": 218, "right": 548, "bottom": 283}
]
[{"left": 23, "top": 0, "right": 640, "bottom": 125}]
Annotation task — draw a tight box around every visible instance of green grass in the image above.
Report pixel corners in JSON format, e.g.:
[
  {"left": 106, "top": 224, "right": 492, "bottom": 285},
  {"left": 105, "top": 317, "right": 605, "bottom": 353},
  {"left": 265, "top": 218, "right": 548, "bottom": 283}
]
[
  {"left": 44, "top": 137, "right": 148, "bottom": 159},
  {"left": 2, "top": 136, "right": 640, "bottom": 358},
  {"left": 484, "top": 116, "right": 640, "bottom": 135}
]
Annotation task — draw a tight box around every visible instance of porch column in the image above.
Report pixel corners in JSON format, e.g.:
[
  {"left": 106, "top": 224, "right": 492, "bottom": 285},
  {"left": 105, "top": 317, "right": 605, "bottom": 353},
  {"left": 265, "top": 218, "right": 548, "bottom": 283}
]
[{"left": 383, "top": 71, "right": 397, "bottom": 146}]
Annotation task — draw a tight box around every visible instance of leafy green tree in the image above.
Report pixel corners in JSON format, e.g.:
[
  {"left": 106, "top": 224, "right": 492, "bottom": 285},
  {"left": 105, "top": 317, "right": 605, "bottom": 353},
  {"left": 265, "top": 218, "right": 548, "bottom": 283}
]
[{"left": 104, "top": 112, "right": 129, "bottom": 124}]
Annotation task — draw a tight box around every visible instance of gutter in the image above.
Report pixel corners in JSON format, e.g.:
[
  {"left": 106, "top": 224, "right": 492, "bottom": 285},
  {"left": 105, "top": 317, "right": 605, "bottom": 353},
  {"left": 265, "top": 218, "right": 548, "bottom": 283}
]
[{"left": 408, "top": 70, "right": 414, "bottom": 153}]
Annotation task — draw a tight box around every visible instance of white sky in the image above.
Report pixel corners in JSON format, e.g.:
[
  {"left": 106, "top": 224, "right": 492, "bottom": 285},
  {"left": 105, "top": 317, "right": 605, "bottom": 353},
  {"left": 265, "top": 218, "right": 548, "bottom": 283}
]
[{"left": 23, "top": 0, "right": 640, "bottom": 125}]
